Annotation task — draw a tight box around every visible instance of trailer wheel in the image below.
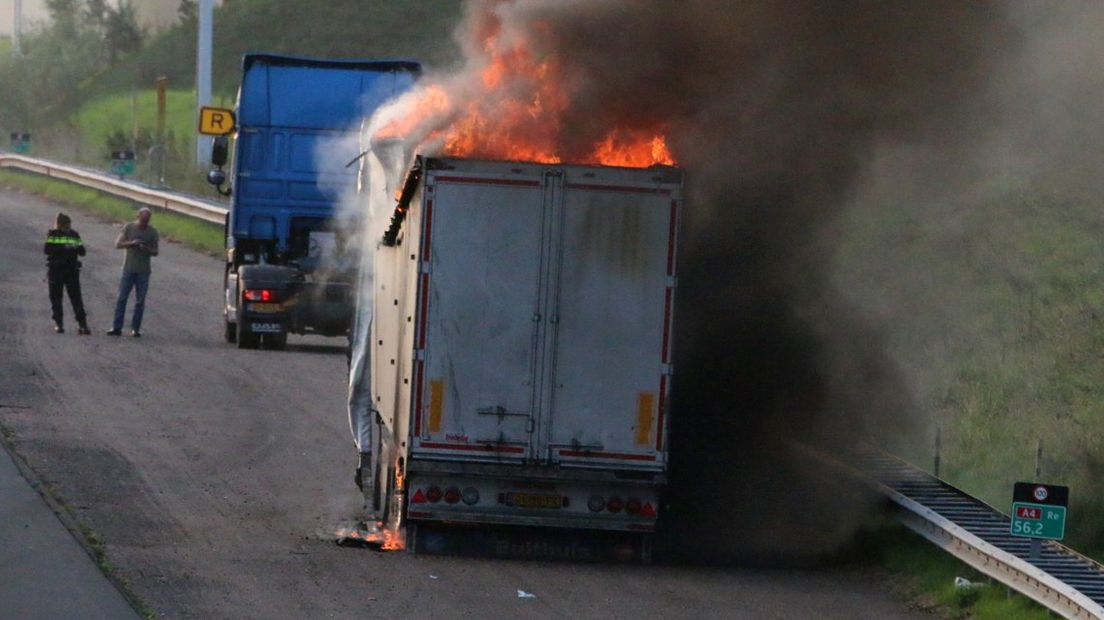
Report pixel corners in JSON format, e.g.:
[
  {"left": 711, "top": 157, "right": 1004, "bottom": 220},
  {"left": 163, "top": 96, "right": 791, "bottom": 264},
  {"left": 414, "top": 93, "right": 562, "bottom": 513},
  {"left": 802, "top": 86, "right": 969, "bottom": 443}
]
[{"left": 639, "top": 534, "right": 654, "bottom": 564}]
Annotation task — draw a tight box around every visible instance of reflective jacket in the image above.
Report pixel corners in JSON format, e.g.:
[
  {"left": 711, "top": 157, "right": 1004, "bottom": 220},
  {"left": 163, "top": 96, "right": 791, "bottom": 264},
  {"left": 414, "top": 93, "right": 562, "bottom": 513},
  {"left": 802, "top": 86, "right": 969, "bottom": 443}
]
[{"left": 44, "top": 228, "right": 86, "bottom": 272}]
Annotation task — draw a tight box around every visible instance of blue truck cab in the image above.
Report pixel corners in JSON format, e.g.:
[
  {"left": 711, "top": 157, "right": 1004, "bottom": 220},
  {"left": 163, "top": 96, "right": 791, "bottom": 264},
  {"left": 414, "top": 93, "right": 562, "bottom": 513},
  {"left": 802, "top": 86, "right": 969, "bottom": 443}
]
[{"left": 214, "top": 54, "right": 419, "bottom": 349}]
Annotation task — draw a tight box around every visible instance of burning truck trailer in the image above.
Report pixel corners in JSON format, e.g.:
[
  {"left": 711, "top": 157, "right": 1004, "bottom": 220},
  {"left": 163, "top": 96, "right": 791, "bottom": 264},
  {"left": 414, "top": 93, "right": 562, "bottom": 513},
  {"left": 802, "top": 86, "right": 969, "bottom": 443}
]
[{"left": 347, "top": 144, "right": 683, "bottom": 560}]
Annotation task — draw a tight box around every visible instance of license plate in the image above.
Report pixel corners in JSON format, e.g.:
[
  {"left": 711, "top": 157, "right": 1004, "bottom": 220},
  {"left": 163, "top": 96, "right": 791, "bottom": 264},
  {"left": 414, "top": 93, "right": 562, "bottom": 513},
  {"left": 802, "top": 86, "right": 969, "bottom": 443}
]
[
  {"left": 508, "top": 493, "right": 563, "bottom": 509},
  {"left": 249, "top": 322, "right": 282, "bottom": 333},
  {"left": 248, "top": 302, "right": 281, "bottom": 313}
]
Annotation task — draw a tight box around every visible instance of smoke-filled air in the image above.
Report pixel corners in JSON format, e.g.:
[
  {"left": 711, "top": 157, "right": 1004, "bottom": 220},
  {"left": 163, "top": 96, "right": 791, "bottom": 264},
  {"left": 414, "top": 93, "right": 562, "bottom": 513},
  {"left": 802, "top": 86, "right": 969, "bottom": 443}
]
[{"left": 358, "top": 0, "right": 1104, "bottom": 562}]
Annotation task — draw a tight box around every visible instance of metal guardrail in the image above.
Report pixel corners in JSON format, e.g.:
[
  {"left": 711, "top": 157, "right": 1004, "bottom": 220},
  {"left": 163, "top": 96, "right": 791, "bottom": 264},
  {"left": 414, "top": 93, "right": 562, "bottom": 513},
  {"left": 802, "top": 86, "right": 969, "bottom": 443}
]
[
  {"left": 856, "top": 447, "right": 1104, "bottom": 620},
  {"left": 0, "top": 152, "right": 228, "bottom": 224}
]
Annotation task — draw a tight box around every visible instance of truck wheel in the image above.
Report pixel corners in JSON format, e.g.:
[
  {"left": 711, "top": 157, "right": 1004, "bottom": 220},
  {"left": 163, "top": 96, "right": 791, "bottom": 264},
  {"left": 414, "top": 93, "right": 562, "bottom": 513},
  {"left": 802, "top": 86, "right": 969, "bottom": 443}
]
[
  {"left": 262, "top": 331, "right": 287, "bottom": 351},
  {"left": 236, "top": 326, "right": 259, "bottom": 349},
  {"left": 224, "top": 318, "right": 237, "bottom": 343},
  {"left": 236, "top": 299, "right": 260, "bottom": 349}
]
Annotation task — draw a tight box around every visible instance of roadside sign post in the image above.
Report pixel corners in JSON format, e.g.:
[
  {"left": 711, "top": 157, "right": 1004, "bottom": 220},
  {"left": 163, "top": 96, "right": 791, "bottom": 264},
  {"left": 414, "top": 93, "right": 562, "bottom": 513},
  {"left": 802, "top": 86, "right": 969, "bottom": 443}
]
[
  {"left": 1010, "top": 482, "right": 1069, "bottom": 561},
  {"left": 110, "top": 150, "right": 137, "bottom": 179},
  {"left": 10, "top": 132, "right": 31, "bottom": 154}
]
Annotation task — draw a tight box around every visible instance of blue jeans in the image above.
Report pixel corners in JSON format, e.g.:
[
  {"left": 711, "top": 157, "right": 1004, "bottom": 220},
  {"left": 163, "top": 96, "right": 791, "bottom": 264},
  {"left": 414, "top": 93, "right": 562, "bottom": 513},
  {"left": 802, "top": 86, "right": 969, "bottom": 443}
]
[{"left": 113, "top": 271, "right": 150, "bottom": 331}]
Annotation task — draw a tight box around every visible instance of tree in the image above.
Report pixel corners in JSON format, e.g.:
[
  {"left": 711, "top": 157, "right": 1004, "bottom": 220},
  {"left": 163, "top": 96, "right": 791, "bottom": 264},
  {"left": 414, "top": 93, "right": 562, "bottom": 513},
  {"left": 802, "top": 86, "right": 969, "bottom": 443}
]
[
  {"left": 85, "top": 0, "right": 110, "bottom": 31},
  {"left": 44, "top": 0, "right": 82, "bottom": 37},
  {"left": 104, "top": 0, "right": 144, "bottom": 63},
  {"left": 178, "top": 0, "right": 198, "bottom": 25}
]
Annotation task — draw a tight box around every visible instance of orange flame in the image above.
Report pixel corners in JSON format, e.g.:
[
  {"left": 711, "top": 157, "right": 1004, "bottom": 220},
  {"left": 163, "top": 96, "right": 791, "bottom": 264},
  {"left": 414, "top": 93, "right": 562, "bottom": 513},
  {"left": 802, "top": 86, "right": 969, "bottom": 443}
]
[
  {"left": 335, "top": 522, "right": 405, "bottom": 551},
  {"left": 374, "top": 12, "right": 674, "bottom": 168}
]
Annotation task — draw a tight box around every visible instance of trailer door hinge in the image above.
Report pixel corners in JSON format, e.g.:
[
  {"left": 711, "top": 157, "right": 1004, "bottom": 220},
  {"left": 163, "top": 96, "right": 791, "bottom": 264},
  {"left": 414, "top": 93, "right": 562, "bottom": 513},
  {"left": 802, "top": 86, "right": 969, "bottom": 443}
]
[{"left": 526, "top": 418, "right": 535, "bottom": 434}]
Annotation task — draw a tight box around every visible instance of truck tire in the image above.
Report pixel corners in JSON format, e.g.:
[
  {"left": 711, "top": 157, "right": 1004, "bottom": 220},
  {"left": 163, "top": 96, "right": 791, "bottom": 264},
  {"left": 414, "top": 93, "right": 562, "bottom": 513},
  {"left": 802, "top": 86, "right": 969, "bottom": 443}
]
[
  {"left": 236, "top": 325, "right": 259, "bottom": 349},
  {"left": 236, "top": 293, "right": 260, "bottom": 349},
  {"left": 262, "top": 331, "right": 287, "bottom": 351},
  {"left": 223, "top": 265, "right": 237, "bottom": 343}
]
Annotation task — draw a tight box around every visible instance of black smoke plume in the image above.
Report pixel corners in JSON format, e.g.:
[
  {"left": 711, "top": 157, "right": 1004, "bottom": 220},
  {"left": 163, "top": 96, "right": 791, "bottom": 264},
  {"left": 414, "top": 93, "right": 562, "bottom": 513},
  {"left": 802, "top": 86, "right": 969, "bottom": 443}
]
[
  {"left": 399, "top": 0, "right": 1018, "bottom": 562},
  {"left": 514, "top": 0, "right": 1015, "bottom": 562}
]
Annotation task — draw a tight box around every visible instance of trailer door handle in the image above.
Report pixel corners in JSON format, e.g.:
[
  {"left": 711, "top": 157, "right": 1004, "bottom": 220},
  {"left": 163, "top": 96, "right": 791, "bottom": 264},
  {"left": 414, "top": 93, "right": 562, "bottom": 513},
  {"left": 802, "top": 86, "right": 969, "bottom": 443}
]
[{"left": 476, "top": 406, "right": 530, "bottom": 418}]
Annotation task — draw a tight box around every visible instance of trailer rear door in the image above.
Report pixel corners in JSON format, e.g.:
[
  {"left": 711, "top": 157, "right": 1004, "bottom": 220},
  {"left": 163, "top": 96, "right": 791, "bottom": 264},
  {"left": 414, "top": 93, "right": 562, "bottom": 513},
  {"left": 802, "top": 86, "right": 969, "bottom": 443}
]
[
  {"left": 542, "top": 171, "right": 678, "bottom": 469},
  {"left": 412, "top": 169, "right": 548, "bottom": 461}
]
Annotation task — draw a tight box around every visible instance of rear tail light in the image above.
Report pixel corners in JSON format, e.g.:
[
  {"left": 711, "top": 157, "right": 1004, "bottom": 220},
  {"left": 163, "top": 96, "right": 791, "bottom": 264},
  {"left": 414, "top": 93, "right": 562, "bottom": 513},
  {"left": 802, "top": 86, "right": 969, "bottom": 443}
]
[
  {"left": 626, "top": 498, "right": 642, "bottom": 515},
  {"left": 243, "top": 289, "right": 276, "bottom": 302},
  {"left": 587, "top": 495, "right": 605, "bottom": 513},
  {"left": 411, "top": 489, "right": 427, "bottom": 504},
  {"left": 640, "top": 502, "right": 657, "bottom": 518},
  {"left": 461, "top": 487, "right": 480, "bottom": 505},
  {"left": 606, "top": 497, "right": 624, "bottom": 514},
  {"left": 425, "top": 486, "right": 442, "bottom": 503},
  {"left": 444, "top": 487, "right": 461, "bottom": 504}
]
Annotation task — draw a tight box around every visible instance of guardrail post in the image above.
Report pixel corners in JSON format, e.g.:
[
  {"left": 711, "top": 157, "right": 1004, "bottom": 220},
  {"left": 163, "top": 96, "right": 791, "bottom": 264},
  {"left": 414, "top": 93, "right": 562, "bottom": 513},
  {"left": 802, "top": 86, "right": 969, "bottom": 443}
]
[{"left": 933, "top": 426, "right": 941, "bottom": 478}]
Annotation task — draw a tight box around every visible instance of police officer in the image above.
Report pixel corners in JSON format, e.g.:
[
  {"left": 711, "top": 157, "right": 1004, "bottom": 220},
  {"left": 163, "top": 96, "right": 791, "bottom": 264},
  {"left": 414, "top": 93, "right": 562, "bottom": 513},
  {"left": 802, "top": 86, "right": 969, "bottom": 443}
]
[{"left": 44, "top": 212, "right": 90, "bottom": 335}]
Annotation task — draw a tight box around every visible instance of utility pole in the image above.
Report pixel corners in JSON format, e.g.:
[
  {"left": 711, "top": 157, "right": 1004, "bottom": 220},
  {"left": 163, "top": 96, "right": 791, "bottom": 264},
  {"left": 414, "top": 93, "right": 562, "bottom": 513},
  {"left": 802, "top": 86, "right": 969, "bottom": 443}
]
[
  {"left": 195, "top": 0, "right": 214, "bottom": 166},
  {"left": 12, "top": 0, "right": 23, "bottom": 57}
]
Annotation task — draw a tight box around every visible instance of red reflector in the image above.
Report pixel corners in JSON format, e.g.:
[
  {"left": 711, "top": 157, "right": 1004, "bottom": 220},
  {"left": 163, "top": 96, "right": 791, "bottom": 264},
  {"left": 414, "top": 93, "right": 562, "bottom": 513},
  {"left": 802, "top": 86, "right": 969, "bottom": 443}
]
[
  {"left": 640, "top": 502, "right": 656, "bottom": 518},
  {"left": 426, "top": 486, "right": 442, "bottom": 503},
  {"left": 411, "top": 489, "right": 427, "bottom": 504}
]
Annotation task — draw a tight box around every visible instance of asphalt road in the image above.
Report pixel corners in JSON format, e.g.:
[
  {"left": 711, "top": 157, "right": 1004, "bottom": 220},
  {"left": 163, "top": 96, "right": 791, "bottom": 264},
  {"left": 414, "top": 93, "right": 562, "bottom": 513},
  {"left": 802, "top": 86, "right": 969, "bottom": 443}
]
[{"left": 0, "top": 184, "right": 930, "bottom": 619}]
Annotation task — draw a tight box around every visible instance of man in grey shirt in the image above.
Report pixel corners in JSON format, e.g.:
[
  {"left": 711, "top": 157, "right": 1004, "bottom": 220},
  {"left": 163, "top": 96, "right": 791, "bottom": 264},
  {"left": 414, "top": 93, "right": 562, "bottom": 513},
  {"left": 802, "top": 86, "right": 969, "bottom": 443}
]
[{"left": 107, "top": 208, "right": 160, "bottom": 337}]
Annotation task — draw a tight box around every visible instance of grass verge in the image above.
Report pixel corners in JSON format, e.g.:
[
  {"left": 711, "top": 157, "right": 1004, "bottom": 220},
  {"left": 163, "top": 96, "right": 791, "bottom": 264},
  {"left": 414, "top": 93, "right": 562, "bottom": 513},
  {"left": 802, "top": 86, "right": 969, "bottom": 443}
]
[
  {"left": 0, "top": 168, "right": 223, "bottom": 256},
  {"left": 849, "top": 518, "right": 1053, "bottom": 620},
  {"left": 0, "top": 419, "right": 156, "bottom": 619}
]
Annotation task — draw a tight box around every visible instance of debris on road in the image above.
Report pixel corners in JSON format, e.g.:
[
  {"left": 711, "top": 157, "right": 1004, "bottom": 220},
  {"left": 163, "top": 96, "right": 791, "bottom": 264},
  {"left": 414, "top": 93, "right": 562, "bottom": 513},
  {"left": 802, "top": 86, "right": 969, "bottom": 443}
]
[{"left": 954, "top": 577, "right": 984, "bottom": 590}]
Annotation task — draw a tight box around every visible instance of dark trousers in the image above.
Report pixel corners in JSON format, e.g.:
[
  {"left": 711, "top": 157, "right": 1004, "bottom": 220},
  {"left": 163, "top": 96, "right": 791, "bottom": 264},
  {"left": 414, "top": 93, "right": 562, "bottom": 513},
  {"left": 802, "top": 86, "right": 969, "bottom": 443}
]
[{"left": 48, "top": 269, "right": 87, "bottom": 326}]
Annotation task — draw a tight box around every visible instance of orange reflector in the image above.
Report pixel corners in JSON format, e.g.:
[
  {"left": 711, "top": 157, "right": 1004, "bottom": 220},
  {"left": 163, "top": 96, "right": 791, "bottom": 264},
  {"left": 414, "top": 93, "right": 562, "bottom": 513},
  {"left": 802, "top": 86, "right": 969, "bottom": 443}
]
[
  {"left": 429, "top": 380, "right": 444, "bottom": 433},
  {"left": 641, "top": 502, "right": 657, "bottom": 518},
  {"left": 635, "top": 392, "right": 655, "bottom": 445},
  {"left": 411, "top": 489, "right": 427, "bottom": 504}
]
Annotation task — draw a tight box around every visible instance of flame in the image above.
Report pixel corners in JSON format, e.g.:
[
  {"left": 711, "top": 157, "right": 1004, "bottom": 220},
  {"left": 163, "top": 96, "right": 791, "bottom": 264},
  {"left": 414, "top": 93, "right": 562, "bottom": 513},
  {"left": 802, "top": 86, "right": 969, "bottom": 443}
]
[
  {"left": 372, "top": 6, "right": 674, "bottom": 168},
  {"left": 380, "top": 528, "right": 404, "bottom": 551},
  {"left": 335, "top": 522, "right": 405, "bottom": 551}
]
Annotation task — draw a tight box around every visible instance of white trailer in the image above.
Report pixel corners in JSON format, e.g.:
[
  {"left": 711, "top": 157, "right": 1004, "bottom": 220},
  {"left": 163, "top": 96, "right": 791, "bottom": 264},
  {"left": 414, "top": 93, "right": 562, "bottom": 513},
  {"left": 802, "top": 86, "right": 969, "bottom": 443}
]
[{"left": 348, "top": 155, "right": 682, "bottom": 554}]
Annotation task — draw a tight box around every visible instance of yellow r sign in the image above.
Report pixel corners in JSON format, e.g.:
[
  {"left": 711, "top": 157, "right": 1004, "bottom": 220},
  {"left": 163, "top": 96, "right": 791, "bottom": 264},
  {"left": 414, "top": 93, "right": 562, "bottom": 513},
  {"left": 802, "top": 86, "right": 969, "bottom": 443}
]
[{"left": 198, "top": 106, "right": 236, "bottom": 135}]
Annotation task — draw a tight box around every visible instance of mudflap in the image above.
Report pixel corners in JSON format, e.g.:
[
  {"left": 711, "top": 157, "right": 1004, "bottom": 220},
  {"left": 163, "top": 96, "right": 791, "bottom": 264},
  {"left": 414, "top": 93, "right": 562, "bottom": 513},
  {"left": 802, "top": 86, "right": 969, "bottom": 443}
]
[{"left": 406, "top": 523, "right": 652, "bottom": 563}]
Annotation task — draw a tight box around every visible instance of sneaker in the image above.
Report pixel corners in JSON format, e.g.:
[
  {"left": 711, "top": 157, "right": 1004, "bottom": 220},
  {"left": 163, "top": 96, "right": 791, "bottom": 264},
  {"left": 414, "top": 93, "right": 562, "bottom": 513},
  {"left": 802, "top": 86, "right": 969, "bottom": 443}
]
[
  {"left": 77, "top": 325, "right": 91, "bottom": 335},
  {"left": 128, "top": 330, "right": 141, "bottom": 338},
  {"left": 106, "top": 328, "right": 122, "bottom": 336},
  {"left": 53, "top": 323, "right": 64, "bottom": 334}
]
